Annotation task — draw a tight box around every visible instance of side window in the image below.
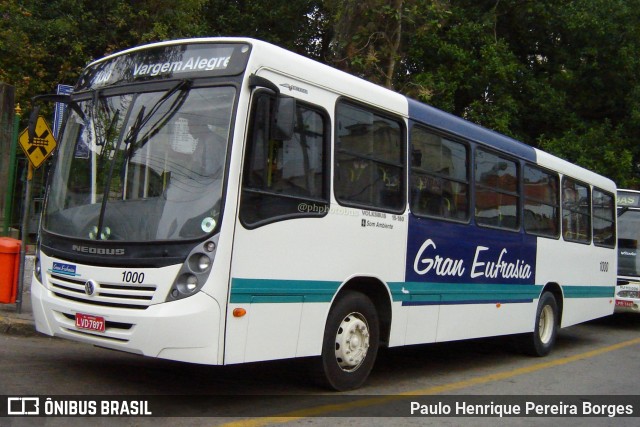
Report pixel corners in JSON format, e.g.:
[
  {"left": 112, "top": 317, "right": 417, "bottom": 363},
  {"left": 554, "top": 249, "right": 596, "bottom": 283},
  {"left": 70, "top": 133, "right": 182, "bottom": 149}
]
[
  {"left": 334, "top": 102, "right": 404, "bottom": 211},
  {"left": 410, "top": 126, "right": 469, "bottom": 221},
  {"left": 562, "top": 178, "right": 591, "bottom": 243},
  {"left": 475, "top": 149, "right": 519, "bottom": 230},
  {"left": 240, "top": 93, "right": 327, "bottom": 227},
  {"left": 523, "top": 165, "right": 560, "bottom": 238},
  {"left": 593, "top": 188, "right": 615, "bottom": 247}
]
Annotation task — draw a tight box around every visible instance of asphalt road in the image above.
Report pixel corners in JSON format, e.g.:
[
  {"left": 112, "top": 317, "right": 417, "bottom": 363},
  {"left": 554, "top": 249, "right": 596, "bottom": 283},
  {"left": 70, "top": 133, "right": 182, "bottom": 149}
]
[{"left": 0, "top": 313, "right": 639, "bottom": 427}]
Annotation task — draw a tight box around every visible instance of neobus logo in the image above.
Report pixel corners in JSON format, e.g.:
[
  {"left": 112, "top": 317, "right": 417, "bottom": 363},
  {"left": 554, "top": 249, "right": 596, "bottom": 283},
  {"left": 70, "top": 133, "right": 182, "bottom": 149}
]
[
  {"left": 72, "top": 245, "right": 125, "bottom": 256},
  {"left": 279, "top": 83, "right": 308, "bottom": 94}
]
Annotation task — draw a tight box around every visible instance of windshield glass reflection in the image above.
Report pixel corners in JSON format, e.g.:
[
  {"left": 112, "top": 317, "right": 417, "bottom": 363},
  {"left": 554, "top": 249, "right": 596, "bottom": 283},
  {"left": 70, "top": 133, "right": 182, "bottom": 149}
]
[
  {"left": 44, "top": 86, "right": 235, "bottom": 241},
  {"left": 618, "top": 209, "right": 640, "bottom": 277}
]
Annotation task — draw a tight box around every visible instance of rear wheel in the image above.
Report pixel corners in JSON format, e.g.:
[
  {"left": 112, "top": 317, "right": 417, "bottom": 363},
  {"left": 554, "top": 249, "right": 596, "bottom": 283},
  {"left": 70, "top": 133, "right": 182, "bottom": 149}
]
[
  {"left": 316, "top": 291, "right": 379, "bottom": 391},
  {"left": 519, "top": 291, "right": 559, "bottom": 356}
]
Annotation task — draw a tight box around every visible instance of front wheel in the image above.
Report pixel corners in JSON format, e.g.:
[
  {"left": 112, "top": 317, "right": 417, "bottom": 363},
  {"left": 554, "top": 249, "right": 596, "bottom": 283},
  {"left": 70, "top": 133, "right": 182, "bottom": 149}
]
[
  {"left": 316, "top": 291, "right": 380, "bottom": 391},
  {"left": 518, "top": 291, "right": 559, "bottom": 356}
]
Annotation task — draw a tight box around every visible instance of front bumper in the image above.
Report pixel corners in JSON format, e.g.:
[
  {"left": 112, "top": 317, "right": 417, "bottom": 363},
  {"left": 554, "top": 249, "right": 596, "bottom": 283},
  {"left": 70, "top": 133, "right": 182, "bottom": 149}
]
[{"left": 31, "top": 276, "right": 222, "bottom": 364}]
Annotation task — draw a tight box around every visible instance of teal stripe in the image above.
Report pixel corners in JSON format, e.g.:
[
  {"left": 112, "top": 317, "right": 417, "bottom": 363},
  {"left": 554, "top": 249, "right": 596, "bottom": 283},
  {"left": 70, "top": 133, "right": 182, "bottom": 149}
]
[
  {"left": 388, "top": 282, "right": 542, "bottom": 304},
  {"left": 230, "top": 278, "right": 615, "bottom": 304},
  {"left": 562, "top": 285, "right": 615, "bottom": 298},
  {"left": 230, "top": 278, "right": 341, "bottom": 303}
]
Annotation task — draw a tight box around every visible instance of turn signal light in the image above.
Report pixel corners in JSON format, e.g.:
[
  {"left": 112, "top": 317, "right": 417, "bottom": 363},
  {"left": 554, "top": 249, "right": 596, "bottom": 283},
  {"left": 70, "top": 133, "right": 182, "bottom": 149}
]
[{"left": 233, "top": 308, "right": 247, "bottom": 318}]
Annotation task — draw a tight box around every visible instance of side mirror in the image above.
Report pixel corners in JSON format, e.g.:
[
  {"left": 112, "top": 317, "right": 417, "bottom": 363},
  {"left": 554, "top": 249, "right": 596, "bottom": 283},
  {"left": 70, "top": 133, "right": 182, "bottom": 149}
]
[
  {"left": 28, "top": 105, "right": 41, "bottom": 143},
  {"left": 270, "top": 96, "right": 295, "bottom": 140},
  {"left": 28, "top": 93, "right": 83, "bottom": 144}
]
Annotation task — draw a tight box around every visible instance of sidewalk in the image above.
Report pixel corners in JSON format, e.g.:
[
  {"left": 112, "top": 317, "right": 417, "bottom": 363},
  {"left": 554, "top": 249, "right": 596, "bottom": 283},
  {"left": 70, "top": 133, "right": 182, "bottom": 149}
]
[{"left": 0, "top": 255, "right": 38, "bottom": 337}]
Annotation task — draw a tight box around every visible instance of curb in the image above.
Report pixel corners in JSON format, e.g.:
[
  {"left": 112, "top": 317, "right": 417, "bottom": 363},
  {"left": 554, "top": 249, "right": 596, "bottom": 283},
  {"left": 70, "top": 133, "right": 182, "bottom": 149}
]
[{"left": 0, "top": 315, "right": 39, "bottom": 337}]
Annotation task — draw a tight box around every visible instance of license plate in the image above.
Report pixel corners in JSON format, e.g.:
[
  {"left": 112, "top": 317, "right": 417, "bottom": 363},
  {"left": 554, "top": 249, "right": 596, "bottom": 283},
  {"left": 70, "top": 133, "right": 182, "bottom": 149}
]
[
  {"left": 615, "top": 300, "right": 634, "bottom": 308},
  {"left": 75, "top": 313, "right": 106, "bottom": 332}
]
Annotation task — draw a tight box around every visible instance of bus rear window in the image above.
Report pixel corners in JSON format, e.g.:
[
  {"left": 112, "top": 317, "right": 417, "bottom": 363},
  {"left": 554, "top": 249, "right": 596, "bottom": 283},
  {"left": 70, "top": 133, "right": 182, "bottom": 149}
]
[
  {"left": 593, "top": 189, "right": 615, "bottom": 247},
  {"left": 523, "top": 165, "right": 559, "bottom": 238},
  {"left": 562, "top": 178, "right": 591, "bottom": 243}
]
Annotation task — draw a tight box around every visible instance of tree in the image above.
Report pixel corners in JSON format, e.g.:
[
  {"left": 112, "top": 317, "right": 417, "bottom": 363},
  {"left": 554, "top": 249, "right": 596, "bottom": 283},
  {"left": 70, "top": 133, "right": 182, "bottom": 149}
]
[
  {"left": 528, "top": 0, "right": 640, "bottom": 187},
  {"left": 201, "top": 0, "right": 330, "bottom": 59},
  {"left": 0, "top": 0, "right": 209, "bottom": 106},
  {"left": 0, "top": 1, "right": 50, "bottom": 101},
  {"left": 2, "top": 0, "right": 640, "bottom": 185},
  {"left": 325, "top": 0, "right": 449, "bottom": 89},
  {"left": 401, "top": 0, "right": 640, "bottom": 186},
  {"left": 401, "top": 1, "right": 526, "bottom": 137}
]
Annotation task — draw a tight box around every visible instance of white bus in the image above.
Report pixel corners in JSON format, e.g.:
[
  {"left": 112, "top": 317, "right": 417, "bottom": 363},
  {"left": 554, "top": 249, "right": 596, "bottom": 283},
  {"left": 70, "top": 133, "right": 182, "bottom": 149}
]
[
  {"left": 31, "top": 38, "right": 617, "bottom": 390},
  {"left": 616, "top": 189, "right": 640, "bottom": 313}
]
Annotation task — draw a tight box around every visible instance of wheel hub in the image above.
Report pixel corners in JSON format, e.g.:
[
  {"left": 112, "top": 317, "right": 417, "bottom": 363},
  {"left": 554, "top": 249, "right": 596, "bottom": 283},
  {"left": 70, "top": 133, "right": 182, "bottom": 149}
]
[
  {"left": 335, "top": 313, "right": 370, "bottom": 372},
  {"left": 538, "top": 305, "right": 554, "bottom": 344}
]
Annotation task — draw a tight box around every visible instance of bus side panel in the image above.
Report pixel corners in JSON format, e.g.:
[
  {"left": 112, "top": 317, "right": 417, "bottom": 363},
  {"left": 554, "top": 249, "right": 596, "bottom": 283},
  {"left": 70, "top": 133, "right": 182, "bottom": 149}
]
[
  {"left": 561, "top": 298, "right": 614, "bottom": 327},
  {"left": 401, "top": 298, "right": 440, "bottom": 345},
  {"left": 404, "top": 216, "right": 540, "bottom": 342},
  {"left": 226, "top": 298, "right": 329, "bottom": 361},
  {"left": 225, "top": 67, "right": 409, "bottom": 364},
  {"left": 436, "top": 302, "right": 536, "bottom": 342},
  {"left": 226, "top": 210, "right": 407, "bottom": 364},
  {"left": 535, "top": 238, "right": 616, "bottom": 327}
]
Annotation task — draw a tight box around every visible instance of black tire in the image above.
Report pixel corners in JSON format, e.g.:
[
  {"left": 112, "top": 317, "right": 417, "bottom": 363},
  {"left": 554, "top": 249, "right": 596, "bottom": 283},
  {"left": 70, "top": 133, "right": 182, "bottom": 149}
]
[
  {"left": 316, "top": 291, "right": 380, "bottom": 391},
  {"left": 518, "top": 292, "right": 559, "bottom": 357}
]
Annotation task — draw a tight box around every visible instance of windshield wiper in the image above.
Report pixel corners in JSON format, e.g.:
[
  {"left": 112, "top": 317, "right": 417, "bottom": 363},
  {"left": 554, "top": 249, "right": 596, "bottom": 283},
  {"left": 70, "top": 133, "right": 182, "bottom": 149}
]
[
  {"left": 28, "top": 94, "right": 85, "bottom": 140},
  {"left": 128, "top": 79, "right": 192, "bottom": 150},
  {"left": 92, "top": 80, "right": 192, "bottom": 240}
]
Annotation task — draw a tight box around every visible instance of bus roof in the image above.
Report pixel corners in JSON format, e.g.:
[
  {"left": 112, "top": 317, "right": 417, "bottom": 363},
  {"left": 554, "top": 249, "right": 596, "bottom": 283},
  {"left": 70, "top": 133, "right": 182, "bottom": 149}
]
[{"left": 407, "top": 98, "right": 536, "bottom": 162}]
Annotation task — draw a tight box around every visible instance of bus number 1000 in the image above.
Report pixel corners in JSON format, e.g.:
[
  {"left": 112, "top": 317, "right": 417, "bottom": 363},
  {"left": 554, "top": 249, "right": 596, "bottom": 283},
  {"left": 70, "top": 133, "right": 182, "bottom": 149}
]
[{"left": 122, "top": 271, "right": 145, "bottom": 283}]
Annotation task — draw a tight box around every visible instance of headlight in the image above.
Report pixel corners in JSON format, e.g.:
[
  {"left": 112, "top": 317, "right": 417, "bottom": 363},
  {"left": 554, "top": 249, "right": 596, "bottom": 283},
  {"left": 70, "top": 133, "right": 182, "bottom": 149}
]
[
  {"left": 166, "top": 238, "right": 218, "bottom": 301},
  {"left": 189, "top": 253, "right": 211, "bottom": 273},
  {"left": 174, "top": 273, "right": 199, "bottom": 297}
]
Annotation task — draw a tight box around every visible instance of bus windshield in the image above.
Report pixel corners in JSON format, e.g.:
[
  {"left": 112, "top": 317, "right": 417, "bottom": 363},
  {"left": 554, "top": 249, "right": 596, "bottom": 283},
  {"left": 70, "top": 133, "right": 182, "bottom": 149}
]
[
  {"left": 618, "top": 208, "right": 640, "bottom": 278},
  {"left": 43, "top": 85, "right": 235, "bottom": 242}
]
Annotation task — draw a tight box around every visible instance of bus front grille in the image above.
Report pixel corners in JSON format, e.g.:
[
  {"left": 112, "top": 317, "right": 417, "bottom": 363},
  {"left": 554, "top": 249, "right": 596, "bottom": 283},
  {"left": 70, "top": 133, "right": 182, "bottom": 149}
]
[{"left": 48, "top": 273, "right": 157, "bottom": 310}]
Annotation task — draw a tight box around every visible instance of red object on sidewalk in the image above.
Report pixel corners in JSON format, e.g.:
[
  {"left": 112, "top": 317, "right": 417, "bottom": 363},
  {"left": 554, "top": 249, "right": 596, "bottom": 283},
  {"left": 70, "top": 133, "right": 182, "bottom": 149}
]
[{"left": 0, "top": 237, "right": 21, "bottom": 304}]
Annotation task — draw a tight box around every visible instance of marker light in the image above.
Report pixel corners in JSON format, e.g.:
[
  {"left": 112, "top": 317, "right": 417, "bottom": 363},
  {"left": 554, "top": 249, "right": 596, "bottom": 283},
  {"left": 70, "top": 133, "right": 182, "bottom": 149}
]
[{"left": 233, "top": 308, "right": 247, "bottom": 317}]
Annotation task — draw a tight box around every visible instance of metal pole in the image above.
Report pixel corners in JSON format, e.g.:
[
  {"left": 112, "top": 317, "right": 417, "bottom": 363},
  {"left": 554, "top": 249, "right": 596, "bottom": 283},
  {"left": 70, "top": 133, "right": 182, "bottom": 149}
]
[
  {"left": 16, "top": 162, "right": 32, "bottom": 314},
  {"left": 3, "top": 104, "right": 20, "bottom": 237}
]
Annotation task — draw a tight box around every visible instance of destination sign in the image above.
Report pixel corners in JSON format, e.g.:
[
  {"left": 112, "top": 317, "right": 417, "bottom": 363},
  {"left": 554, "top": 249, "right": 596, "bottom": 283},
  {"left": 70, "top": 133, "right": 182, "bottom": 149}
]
[
  {"left": 618, "top": 191, "right": 640, "bottom": 208},
  {"left": 76, "top": 43, "right": 251, "bottom": 90}
]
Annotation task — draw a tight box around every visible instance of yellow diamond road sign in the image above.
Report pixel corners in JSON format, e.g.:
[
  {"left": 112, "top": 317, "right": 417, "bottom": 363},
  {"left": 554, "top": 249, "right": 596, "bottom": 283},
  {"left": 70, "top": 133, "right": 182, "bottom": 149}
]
[{"left": 19, "top": 116, "right": 57, "bottom": 169}]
